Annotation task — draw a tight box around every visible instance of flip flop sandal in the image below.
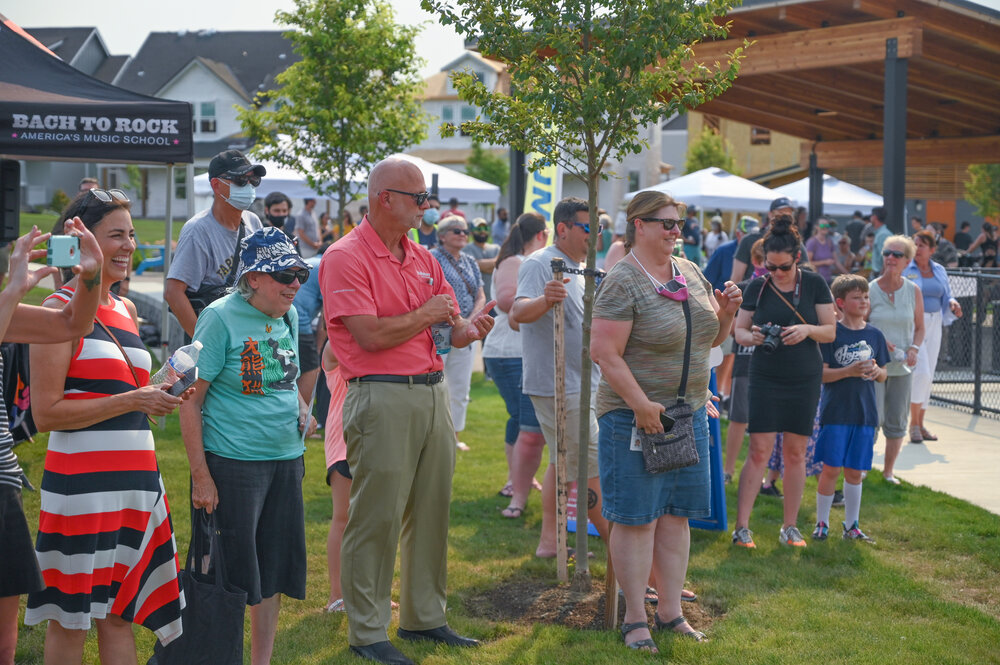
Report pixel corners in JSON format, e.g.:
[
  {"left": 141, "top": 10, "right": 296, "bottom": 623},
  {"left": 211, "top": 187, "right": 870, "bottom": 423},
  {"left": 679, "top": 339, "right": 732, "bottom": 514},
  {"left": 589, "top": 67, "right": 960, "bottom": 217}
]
[
  {"left": 682, "top": 589, "right": 698, "bottom": 602},
  {"left": 324, "top": 598, "right": 346, "bottom": 613},
  {"left": 655, "top": 614, "right": 708, "bottom": 642},
  {"left": 621, "top": 622, "right": 658, "bottom": 653},
  {"left": 497, "top": 482, "right": 514, "bottom": 498},
  {"left": 500, "top": 505, "right": 524, "bottom": 519}
]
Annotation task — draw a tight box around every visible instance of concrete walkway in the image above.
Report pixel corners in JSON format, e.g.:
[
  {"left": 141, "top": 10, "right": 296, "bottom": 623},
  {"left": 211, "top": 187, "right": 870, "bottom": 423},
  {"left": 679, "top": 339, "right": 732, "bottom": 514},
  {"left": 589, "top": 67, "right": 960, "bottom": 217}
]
[{"left": 873, "top": 404, "right": 1000, "bottom": 515}]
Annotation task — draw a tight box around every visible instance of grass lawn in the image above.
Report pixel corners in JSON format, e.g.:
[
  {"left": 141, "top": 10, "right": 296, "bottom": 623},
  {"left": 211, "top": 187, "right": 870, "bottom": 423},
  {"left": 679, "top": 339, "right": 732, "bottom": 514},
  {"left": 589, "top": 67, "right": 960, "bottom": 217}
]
[
  {"left": 20, "top": 211, "right": 185, "bottom": 246},
  {"left": 12, "top": 374, "right": 1000, "bottom": 664}
]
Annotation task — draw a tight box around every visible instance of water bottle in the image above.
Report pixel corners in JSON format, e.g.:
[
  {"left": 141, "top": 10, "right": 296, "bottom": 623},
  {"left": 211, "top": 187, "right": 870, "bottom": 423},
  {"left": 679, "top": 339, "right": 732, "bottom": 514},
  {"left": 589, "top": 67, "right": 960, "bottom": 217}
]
[
  {"left": 429, "top": 322, "right": 452, "bottom": 355},
  {"left": 151, "top": 340, "right": 203, "bottom": 384}
]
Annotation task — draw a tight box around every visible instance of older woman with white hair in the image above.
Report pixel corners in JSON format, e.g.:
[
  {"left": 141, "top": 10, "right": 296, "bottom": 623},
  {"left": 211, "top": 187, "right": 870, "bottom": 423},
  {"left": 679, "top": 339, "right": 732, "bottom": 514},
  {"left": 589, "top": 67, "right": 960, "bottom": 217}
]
[
  {"left": 703, "top": 216, "right": 728, "bottom": 258},
  {"left": 432, "top": 215, "right": 486, "bottom": 451},
  {"left": 180, "top": 227, "right": 315, "bottom": 664}
]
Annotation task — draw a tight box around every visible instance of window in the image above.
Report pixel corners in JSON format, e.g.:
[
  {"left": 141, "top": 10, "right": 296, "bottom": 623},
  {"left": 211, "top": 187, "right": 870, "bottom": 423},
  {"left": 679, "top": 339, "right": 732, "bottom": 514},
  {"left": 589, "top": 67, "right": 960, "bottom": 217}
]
[
  {"left": 460, "top": 106, "right": 477, "bottom": 136},
  {"left": 197, "top": 102, "right": 217, "bottom": 134},
  {"left": 628, "top": 170, "right": 641, "bottom": 192},
  {"left": 174, "top": 168, "right": 186, "bottom": 199},
  {"left": 441, "top": 106, "right": 454, "bottom": 123},
  {"left": 751, "top": 126, "right": 771, "bottom": 145}
]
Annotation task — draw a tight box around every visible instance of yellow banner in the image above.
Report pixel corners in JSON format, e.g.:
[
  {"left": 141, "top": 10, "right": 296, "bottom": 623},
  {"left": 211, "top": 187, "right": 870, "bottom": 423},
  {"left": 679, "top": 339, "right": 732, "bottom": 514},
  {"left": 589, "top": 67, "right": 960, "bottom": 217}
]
[{"left": 523, "top": 154, "right": 560, "bottom": 242}]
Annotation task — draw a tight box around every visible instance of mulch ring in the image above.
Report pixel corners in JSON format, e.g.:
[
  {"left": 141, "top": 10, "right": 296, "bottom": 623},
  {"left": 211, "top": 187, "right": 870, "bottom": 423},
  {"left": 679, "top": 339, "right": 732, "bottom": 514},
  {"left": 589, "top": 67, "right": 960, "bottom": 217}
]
[{"left": 464, "top": 577, "right": 720, "bottom": 632}]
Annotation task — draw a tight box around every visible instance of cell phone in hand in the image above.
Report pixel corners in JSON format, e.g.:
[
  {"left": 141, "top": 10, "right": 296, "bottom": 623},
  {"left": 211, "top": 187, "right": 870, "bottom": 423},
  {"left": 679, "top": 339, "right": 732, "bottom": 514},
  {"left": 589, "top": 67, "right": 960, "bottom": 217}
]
[
  {"left": 660, "top": 411, "right": 676, "bottom": 432},
  {"left": 167, "top": 367, "right": 198, "bottom": 396},
  {"left": 47, "top": 235, "right": 80, "bottom": 268}
]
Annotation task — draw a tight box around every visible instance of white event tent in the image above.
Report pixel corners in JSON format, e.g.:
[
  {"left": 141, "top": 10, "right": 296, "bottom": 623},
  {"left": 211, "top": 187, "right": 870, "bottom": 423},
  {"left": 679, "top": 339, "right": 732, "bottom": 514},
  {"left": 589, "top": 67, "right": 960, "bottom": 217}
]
[
  {"left": 773, "top": 174, "right": 883, "bottom": 217},
  {"left": 193, "top": 153, "right": 501, "bottom": 205},
  {"left": 623, "top": 167, "right": 777, "bottom": 212}
]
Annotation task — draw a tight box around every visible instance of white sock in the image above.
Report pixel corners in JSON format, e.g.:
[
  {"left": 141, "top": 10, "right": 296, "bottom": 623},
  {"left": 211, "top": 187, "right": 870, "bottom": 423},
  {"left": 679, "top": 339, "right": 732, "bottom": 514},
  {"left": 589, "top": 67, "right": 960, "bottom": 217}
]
[
  {"left": 844, "top": 480, "right": 863, "bottom": 527},
  {"left": 816, "top": 492, "right": 834, "bottom": 526}
]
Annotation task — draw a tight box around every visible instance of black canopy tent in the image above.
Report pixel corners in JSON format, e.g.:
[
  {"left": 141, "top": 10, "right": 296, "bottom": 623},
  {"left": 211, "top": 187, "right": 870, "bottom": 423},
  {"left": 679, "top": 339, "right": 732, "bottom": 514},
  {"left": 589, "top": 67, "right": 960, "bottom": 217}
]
[{"left": 0, "top": 16, "right": 193, "bottom": 357}]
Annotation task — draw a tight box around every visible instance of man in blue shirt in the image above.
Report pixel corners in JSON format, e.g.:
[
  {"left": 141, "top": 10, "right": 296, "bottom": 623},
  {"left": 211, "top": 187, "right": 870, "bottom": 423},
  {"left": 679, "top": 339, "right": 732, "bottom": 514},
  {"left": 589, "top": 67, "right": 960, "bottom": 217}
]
[
  {"left": 704, "top": 216, "right": 759, "bottom": 292},
  {"left": 681, "top": 206, "right": 703, "bottom": 265},
  {"left": 292, "top": 255, "right": 324, "bottom": 404}
]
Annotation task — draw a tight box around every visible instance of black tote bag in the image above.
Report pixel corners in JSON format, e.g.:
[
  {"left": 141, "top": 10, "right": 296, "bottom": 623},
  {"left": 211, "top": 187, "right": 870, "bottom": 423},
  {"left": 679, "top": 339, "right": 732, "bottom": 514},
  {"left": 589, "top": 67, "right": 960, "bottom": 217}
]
[{"left": 149, "top": 510, "right": 247, "bottom": 665}]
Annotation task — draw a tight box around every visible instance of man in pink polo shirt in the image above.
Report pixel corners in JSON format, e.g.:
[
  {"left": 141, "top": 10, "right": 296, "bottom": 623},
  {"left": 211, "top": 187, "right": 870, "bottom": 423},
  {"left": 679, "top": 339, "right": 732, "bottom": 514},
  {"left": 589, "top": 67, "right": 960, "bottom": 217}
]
[{"left": 320, "top": 158, "right": 493, "bottom": 665}]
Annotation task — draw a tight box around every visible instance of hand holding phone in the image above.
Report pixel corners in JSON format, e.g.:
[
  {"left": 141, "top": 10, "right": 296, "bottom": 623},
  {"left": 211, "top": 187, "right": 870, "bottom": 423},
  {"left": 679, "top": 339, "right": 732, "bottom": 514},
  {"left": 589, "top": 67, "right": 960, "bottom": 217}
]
[
  {"left": 167, "top": 367, "right": 198, "bottom": 396},
  {"left": 47, "top": 235, "right": 80, "bottom": 268}
]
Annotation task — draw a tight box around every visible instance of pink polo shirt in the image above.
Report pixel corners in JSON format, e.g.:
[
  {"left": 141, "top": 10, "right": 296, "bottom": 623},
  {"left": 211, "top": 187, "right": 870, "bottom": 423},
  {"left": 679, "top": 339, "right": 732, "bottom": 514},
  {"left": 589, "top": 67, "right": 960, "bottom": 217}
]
[{"left": 319, "top": 217, "right": 459, "bottom": 381}]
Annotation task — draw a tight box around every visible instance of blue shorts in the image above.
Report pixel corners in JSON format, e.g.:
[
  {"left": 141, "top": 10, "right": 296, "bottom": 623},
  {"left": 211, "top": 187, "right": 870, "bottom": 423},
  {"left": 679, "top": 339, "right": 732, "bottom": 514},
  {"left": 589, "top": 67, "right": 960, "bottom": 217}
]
[
  {"left": 815, "top": 424, "right": 876, "bottom": 471},
  {"left": 598, "top": 406, "right": 711, "bottom": 525},
  {"left": 483, "top": 357, "right": 541, "bottom": 445}
]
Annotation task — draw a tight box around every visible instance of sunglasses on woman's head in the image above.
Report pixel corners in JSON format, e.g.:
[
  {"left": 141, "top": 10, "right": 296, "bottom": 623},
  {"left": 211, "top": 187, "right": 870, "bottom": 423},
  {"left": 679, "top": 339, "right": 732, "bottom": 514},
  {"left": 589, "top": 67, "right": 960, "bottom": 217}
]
[
  {"left": 640, "top": 217, "right": 681, "bottom": 231},
  {"left": 87, "top": 188, "right": 130, "bottom": 204},
  {"left": 268, "top": 269, "right": 309, "bottom": 285},
  {"left": 882, "top": 249, "right": 905, "bottom": 258},
  {"left": 220, "top": 173, "right": 262, "bottom": 187},
  {"left": 764, "top": 261, "right": 795, "bottom": 272}
]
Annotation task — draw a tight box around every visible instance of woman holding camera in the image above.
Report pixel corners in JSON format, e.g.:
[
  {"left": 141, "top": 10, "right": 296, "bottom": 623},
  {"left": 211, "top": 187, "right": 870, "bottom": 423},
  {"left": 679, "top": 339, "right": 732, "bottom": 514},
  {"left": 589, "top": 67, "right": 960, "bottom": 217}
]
[
  {"left": 732, "top": 216, "right": 836, "bottom": 549},
  {"left": 27, "top": 189, "right": 188, "bottom": 661},
  {"left": 591, "top": 191, "right": 741, "bottom": 652}
]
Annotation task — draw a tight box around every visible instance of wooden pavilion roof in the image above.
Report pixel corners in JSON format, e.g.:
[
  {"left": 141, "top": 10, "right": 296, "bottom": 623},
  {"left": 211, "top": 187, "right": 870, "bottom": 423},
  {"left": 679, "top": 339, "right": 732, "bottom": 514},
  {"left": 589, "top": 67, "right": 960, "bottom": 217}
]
[{"left": 690, "top": 0, "right": 1000, "bottom": 168}]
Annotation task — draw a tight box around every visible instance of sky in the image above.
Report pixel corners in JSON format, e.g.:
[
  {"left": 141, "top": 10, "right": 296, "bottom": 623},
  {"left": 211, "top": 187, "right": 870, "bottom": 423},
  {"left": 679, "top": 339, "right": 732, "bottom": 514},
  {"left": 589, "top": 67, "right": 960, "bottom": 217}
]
[{"left": 6, "top": 0, "right": 1000, "bottom": 79}]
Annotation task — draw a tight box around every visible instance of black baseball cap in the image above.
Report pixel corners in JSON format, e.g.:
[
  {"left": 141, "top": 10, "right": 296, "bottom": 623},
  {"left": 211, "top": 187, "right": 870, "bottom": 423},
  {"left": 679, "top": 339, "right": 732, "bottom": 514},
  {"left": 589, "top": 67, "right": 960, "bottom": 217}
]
[
  {"left": 209, "top": 150, "right": 266, "bottom": 180},
  {"left": 770, "top": 197, "right": 793, "bottom": 212}
]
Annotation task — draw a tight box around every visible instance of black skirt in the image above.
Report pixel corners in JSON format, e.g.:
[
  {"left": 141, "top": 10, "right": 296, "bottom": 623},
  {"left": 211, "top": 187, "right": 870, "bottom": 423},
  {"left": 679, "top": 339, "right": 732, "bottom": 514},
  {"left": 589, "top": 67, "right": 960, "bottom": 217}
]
[{"left": 746, "top": 372, "right": 822, "bottom": 436}]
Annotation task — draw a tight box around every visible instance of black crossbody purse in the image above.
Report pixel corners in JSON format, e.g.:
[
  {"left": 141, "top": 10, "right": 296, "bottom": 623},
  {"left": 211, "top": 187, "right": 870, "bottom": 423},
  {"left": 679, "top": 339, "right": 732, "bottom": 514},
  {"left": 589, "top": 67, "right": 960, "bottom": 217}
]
[{"left": 637, "top": 297, "right": 700, "bottom": 474}]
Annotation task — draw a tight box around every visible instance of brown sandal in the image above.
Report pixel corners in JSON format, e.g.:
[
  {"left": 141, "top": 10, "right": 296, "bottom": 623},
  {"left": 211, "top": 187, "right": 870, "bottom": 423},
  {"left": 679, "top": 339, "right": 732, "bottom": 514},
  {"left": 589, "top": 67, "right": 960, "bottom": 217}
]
[{"left": 501, "top": 505, "right": 524, "bottom": 519}]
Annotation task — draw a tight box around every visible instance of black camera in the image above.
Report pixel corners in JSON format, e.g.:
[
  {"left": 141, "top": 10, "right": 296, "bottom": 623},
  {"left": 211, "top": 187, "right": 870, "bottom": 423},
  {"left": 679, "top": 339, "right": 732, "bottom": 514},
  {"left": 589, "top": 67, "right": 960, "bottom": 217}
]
[{"left": 759, "top": 322, "right": 784, "bottom": 354}]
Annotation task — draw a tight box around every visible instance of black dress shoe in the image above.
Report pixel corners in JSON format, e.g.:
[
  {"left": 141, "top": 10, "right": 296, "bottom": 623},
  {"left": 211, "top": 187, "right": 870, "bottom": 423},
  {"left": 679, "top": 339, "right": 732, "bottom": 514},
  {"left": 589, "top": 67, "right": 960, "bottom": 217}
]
[
  {"left": 397, "top": 625, "right": 480, "bottom": 647},
  {"left": 349, "top": 641, "right": 415, "bottom": 665}
]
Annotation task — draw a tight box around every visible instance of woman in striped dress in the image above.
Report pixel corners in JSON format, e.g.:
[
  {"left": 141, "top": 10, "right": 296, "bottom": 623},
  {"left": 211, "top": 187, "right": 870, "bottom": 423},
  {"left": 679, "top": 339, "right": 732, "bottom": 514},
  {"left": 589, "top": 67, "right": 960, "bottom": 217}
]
[{"left": 27, "top": 189, "right": 188, "bottom": 662}]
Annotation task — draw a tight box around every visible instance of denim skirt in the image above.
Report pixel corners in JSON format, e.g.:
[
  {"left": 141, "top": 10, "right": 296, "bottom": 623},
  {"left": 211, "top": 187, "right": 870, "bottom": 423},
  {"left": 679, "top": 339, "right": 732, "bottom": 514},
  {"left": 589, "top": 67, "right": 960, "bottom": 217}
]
[{"left": 599, "top": 406, "right": 711, "bottom": 525}]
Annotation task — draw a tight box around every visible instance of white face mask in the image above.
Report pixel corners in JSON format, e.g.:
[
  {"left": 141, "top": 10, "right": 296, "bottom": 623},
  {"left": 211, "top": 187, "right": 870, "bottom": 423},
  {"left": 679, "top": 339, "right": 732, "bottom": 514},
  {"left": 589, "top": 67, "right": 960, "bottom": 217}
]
[{"left": 224, "top": 182, "right": 256, "bottom": 210}]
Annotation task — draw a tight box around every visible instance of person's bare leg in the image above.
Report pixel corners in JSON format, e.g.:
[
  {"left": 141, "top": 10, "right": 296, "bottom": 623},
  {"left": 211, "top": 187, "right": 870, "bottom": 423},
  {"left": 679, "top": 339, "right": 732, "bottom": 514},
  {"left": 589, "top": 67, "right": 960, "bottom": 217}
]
[
  {"left": 94, "top": 614, "right": 137, "bottom": 665},
  {"left": 508, "top": 431, "right": 545, "bottom": 512},
  {"left": 609, "top": 522, "right": 656, "bottom": 648},
  {"left": 585, "top": 476, "right": 610, "bottom": 543},
  {"left": 909, "top": 402, "right": 923, "bottom": 431},
  {"left": 780, "top": 433, "right": 807, "bottom": 528},
  {"left": 0, "top": 596, "right": 19, "bottom": 665},
  {"left": 327, "top": 474, "right": 351, "bottom": 606},
  {"left": 735, "top": 433, "right": 776, "bottom": 529},
  {"left": 535, "top": 464, "right": 557, "bottom": 557},
  {"left": 651, "top": 515, "right": 691, "bottom": 631},
  {"left": 503, "top": 442, "right": 514, "bottom": 489},
  {"left": 724, "top": 421, "right": 747, "bottom": 478},
  {"left": 250, "top": 594, "right": 281, "bottom": 665},
  {"left": 883, "top": 436, "right": 904, "bottom": 479},
  {"left": 44, "top": 621, "right": 86, "bottom": 665}
]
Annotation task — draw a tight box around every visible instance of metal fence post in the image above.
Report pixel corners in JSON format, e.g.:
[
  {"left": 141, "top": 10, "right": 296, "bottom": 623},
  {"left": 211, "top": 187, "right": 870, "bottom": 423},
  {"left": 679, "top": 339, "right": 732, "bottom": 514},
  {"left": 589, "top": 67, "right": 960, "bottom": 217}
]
[{"left": 973, "top": 273, "right": 984, "bottom": 416}]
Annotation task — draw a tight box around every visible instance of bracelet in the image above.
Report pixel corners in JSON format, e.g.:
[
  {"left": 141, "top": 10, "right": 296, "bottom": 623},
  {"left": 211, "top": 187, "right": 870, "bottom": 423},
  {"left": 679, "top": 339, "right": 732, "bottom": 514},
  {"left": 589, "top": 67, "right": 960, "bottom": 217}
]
[{"left": 908, "top": 344, "right": 920, "bottom": 351}]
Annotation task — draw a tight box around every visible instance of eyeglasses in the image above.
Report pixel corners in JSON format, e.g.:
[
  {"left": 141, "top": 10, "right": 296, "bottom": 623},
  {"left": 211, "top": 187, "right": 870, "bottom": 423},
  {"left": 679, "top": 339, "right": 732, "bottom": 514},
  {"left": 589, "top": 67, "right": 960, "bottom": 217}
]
[
  {"left": 639, "top": 217, "right": 681, "bottom": 231},
  {"left": 474, "top": 226, "right": 489, "bottom": 233},
  {"left": 268, "top": 269, "right": 309, "bottom": 285},
  {"left": 573, "top": 222, "right": 604, "bottom": 234},
  {"left": 450, "top": 229, "right": 469, "bottom": 235},
  {"left": 882, "top": 249, "right": 905, "bottom": 258},
  {"left": 764, "top": 261, "right": 795, "bottom": 272},
  {"left": 219, "top": 172, "right": 262, "bottom": 187},
  {"left": 384, "top": 188, "right": 430, "bottom": 206},
  {"left": 87, "top": 188, "right": 130, "bottom": 204}
]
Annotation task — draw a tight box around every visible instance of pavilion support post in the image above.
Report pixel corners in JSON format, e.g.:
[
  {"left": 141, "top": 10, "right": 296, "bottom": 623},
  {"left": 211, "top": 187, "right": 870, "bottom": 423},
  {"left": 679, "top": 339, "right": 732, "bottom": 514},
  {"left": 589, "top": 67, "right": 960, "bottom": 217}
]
[
  {"left": 882, "top": 37, "right": 908, "bottom": 234},
  {"left": 510, "top": 148, "right": 526, "bottom": 214},
  {"left": 807, "top": 152, "right": 823, "bottom": 223}
]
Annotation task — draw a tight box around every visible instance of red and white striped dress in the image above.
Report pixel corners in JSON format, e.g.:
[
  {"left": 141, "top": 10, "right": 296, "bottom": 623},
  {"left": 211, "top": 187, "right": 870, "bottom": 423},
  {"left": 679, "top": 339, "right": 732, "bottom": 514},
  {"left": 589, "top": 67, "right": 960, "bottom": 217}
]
[{"left": 25, "top": 290, "right": 184, "bottom": 645}]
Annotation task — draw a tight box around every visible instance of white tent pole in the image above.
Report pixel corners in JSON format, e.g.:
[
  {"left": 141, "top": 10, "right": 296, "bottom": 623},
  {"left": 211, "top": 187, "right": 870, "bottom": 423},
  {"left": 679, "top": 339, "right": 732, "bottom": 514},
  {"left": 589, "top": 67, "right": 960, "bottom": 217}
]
[{"left": 161, "top": 164, "right": 174, "bottom": 366}]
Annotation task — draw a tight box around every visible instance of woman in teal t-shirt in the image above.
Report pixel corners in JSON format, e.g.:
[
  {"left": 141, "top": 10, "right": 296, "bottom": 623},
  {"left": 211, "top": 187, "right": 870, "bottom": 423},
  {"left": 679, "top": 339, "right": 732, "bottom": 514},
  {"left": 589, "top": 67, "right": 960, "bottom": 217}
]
[{"left": 179, "top": 227, "right": 315, "bottom": 664}]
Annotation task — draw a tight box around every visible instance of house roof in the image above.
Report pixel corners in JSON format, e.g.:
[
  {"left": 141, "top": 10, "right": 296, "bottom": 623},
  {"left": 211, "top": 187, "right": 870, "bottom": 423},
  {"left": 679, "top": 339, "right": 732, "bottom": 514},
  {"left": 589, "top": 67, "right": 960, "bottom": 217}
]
[
  {"left": 22, "top": 27, "right": 95, "bottom": 62},
  {"left": 421, "top": 50, "right": 507, "bottom": 100},
  {"left": 114, "top": 30, "right": 298, "bottom": 98},
  {"left": 92, "top": 54, "right": 128, "bottom": 84}
]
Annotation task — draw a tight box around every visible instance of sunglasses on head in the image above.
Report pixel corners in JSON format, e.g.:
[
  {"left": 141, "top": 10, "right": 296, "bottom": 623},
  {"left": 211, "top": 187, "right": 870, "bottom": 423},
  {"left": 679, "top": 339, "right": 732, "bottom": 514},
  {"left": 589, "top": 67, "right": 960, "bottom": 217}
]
[
  {"left": 268, "top": 269, "right": 309, "bottom": 285},
  {"left": 87, "top": 188, "right": 130, "bottom": 204},
  {"left": 572, "top": 221, "right": 604, "bottom": 234},
  {"left": 882, "top": 249, "right": 905, "bottom": 258},
  {"left": 384, "top": 188, "right": 430, "bottom": 206},
  {"left": 639, "top": 217, "right": 681, "bottom": 231},
  {"left": 219, "top": 172, "right": 262, "bottom": 187},
  {"left": 765, "top": 261, "right": 795, "bottom": 272}
]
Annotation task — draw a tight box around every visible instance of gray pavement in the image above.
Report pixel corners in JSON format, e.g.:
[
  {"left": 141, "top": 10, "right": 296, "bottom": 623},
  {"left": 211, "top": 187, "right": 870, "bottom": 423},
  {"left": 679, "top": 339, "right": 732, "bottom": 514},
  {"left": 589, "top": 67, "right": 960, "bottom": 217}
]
[
  {"left": 34, "top": 265, "right": 998, "bottom": 514},
  {"left": 873, "top": 404, "right": 1000, "bottom": 515}
]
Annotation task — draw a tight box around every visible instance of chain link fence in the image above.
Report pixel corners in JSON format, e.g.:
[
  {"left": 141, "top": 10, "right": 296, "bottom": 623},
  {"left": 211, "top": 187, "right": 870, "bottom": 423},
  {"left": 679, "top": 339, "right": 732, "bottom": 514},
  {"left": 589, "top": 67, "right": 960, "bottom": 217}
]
[{"left": 932, "top": 269, "right": 1000, "bottom": 418}]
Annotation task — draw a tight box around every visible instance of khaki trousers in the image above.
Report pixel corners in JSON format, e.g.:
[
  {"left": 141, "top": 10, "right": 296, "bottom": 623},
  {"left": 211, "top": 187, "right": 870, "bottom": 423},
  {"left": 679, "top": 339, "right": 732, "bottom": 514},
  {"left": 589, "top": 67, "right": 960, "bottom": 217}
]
[{"left": 341, "top": 379, "right": 456, "bottom": 646}]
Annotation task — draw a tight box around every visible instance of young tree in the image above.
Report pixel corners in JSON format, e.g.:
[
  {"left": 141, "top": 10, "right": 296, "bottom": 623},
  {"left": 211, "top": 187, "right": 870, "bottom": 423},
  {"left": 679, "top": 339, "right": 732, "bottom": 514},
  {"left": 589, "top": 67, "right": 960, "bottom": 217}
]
[
  {"left": 964, "top": 164, "right": 1000, "bottom": 220},
  {"left": 424, "top": 0, "right": 743, "bottom": 588},
  {"left": 685, "top": 126, "right": 740, "bottom": 175},
  {"left": 466, "top": 141, "right": 509, "bottom": 194},
  {"left": 239, "top": 0, "right": 427, "bottom": 233}
]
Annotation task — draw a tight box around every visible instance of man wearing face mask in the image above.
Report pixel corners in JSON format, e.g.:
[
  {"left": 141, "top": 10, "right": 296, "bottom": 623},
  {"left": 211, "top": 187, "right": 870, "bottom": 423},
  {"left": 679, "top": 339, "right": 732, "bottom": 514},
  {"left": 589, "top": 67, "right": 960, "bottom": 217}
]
[
  {"left": 263, "top": 191, "right": 293, "bottom": 234},
  {"left": 462, "top": 218, "right": 500, "bottom": 301},
  {"left": 165, "top": 149, "right": 265, "bottom": 338},
  {"left": 412, "top": 207, "right": 441, "bottom": 250}
]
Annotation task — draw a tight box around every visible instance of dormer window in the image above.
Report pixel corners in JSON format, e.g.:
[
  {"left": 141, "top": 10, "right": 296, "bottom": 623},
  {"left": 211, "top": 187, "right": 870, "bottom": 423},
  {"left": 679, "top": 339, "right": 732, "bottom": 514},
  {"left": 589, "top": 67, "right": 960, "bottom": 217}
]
[{"left": 196, "top": 102, "right": 217, "bottom": 134}]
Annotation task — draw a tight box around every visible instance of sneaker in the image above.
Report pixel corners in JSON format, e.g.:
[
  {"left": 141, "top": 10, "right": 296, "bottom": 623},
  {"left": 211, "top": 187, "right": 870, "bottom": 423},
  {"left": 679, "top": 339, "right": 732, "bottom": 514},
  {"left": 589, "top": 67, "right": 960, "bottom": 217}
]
[
  {"left": 759, "top": 483, "right": 783, "bottom": 498},
  {"left": 832, "top": 490, "right": 845, "bottom": 507},
  {"left": 811, "top": 521, "right": 829, "bottom": 540},
  {"left": 842, "top": 521, "right": 876, "bottom": 544},
  {"left": 779, "top": 525, "right": 807, "bottom": 547},
  {"left": 732, "top": 527, "right": 756, "bottom": 549}
]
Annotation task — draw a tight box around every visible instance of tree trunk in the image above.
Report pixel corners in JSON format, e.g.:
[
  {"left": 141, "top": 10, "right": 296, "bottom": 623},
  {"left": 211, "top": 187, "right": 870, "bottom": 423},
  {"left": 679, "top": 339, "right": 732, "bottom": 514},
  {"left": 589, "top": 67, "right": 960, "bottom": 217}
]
[{"left": 552, "top": 260, "right": 570, "bottom": 584}]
